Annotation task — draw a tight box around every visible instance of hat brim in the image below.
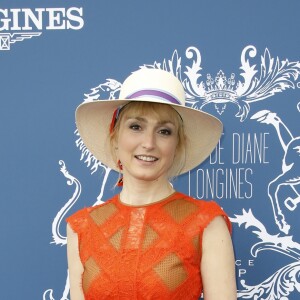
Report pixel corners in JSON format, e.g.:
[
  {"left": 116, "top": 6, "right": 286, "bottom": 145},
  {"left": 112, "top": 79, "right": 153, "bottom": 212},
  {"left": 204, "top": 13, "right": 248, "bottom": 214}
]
[{"left": 76, "top": 98, "right": 223, "bottom": 174}]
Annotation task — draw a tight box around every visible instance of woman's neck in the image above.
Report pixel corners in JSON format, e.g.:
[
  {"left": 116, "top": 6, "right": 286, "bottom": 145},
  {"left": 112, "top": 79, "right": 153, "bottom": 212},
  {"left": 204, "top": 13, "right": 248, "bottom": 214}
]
[{"left": 119, "top": 177, "right": 175, "bottom": 206}]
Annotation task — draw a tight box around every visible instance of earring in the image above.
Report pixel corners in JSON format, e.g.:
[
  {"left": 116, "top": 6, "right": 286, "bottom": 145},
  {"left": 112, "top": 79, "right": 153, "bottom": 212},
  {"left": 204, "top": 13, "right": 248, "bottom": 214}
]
[
  {"left": 117, "top": 177, "right": 123, "bottom": 187},
  {"left": 117, "top": 159, "right": 123, "bottom": 186},
  {"left": 117, "top": 160, "right": 123, "bottom": 170}
]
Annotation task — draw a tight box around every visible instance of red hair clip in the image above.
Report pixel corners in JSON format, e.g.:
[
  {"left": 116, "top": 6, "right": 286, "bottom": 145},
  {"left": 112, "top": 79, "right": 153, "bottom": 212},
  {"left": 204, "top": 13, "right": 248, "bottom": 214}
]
[{"left": 109, "top": 107, "right": 121, "bottom": 134}]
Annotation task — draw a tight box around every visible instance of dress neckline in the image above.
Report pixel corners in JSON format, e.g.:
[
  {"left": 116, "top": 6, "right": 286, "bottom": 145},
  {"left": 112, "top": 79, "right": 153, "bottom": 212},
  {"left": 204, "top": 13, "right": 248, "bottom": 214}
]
[{"left": 116, "top": 191, "right": 178, "bottom": 208}]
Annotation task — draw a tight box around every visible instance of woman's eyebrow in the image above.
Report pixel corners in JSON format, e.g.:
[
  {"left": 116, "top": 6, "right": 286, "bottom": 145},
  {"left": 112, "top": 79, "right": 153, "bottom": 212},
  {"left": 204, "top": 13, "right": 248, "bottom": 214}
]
[
  {"left": 126, "top": 117, "right": 175, "bottom": 126},
  {"left": 125, "top": 116, "right": 147, "bottom": 123},
  {"left": 157, "top": 120, "right": 176, "bottom": 126}
]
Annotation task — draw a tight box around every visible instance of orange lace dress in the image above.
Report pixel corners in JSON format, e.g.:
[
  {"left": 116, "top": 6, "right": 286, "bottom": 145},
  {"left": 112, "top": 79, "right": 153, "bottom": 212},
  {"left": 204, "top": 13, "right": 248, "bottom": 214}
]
[{"left": 67, "top": 191, "right": 231, "bottom": 300}]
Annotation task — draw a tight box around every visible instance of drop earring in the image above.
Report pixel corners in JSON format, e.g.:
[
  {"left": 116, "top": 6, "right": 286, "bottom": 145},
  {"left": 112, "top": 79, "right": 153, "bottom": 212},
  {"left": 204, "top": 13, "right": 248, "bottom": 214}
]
[
  {"left": 117, "top": 160, "right": 123, "bottom": 186},
  {"left": 117, "top": 159, "right": 123, "bottom": 170}
]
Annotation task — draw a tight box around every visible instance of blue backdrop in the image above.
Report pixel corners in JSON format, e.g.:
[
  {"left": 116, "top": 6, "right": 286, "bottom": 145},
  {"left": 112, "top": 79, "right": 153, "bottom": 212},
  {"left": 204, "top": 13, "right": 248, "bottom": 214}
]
[{"left": 1, "top": 1, "right": 300, "bottom": 299}]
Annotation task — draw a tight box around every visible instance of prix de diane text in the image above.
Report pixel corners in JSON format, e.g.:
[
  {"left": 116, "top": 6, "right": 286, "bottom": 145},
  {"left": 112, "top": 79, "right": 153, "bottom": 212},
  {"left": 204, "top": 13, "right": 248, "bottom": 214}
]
[{"left": 190, "top": 132, "right": 270, "bottom": 200}]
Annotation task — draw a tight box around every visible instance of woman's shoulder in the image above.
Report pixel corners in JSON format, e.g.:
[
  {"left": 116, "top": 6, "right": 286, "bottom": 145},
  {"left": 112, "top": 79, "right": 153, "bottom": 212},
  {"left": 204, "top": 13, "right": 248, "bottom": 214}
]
[
  {"left": 174, "top": 191, "right": 223, "bottom": 211},
  {"left": 173, "top": 191, "right": 231, "bottom": 231},
  {"left": 66, "top": 194, "right": 118, "bottom": 231}
]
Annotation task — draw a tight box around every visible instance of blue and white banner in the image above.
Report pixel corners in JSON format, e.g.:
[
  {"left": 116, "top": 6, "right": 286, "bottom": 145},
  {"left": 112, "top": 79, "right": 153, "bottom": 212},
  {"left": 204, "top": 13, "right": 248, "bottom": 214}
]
[{"left": 1, "top": 1, "right": 299, "bottom": 299}]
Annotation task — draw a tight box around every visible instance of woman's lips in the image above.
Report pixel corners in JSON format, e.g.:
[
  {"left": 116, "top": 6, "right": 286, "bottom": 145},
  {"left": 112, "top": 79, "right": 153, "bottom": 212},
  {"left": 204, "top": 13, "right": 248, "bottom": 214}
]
[{"left": 135, "top": 155, "right": 158, "bottom": 162}]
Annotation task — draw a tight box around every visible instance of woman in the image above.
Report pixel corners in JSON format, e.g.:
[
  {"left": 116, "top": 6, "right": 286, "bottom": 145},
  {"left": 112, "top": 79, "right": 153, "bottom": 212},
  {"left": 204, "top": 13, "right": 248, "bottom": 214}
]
[{"left": 67, "top": 68, "right": 237, "bottom": 299}]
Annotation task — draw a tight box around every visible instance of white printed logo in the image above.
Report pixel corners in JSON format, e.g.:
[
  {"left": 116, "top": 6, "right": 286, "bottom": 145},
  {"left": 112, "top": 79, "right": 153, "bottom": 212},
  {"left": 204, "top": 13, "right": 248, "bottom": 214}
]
[
  {"left": 0, "top": 7, "right": 84, "bottom": 50},
  {"left": 44, "top": 46, "right": 300, "bottom": 300}
]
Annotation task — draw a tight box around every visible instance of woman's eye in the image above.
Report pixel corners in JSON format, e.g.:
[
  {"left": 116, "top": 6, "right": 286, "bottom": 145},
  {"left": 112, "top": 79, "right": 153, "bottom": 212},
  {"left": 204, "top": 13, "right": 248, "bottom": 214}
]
[
  {"left": 159, "top": 129, "right": 172, "bottom": 135},
  {"left": 129, "top": 124, "right": 141, "bottom": 131}
]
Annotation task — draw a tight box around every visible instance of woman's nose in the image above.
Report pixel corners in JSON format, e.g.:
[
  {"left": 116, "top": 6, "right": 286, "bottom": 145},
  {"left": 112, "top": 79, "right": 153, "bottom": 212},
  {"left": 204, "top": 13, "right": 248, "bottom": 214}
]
[{"left": 142, "top": 131, "right": 156, "bottom": 149}]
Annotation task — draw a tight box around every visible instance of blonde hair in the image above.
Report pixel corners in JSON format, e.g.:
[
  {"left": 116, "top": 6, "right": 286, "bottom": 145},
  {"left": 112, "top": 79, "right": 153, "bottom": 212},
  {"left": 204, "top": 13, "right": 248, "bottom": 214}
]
[{"left": 109, "top": 102, "right": 187, "bottom": 178}]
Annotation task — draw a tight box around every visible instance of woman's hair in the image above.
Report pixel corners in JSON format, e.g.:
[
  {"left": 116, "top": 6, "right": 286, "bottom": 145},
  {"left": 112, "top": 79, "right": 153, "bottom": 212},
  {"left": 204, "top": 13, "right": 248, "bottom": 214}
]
[{"left": 109, "top": 101, "right": 187, "bottom": 178}]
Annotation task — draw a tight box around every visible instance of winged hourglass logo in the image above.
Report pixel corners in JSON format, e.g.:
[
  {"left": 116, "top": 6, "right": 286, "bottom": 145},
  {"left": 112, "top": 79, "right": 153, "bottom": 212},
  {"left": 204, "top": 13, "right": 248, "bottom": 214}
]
[{"left": 0, "top": 32, "right": 41, "bottom": 50}]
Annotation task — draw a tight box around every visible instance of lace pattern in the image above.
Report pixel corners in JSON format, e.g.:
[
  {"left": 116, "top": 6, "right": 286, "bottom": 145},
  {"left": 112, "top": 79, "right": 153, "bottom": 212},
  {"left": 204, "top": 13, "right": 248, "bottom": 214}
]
[{"left": 67, "top": 192, "right": 231, "bottom": 300}]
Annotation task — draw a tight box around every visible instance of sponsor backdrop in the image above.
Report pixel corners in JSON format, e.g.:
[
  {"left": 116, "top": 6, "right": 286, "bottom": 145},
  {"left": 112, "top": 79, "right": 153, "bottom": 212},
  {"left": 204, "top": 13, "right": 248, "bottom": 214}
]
[{"left": 1, "top": 0, "right": 299, "bottom": 299}]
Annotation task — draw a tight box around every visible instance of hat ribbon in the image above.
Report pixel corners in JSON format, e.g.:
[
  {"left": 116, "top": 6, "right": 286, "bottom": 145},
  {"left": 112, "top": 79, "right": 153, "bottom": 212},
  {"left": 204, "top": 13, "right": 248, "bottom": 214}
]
[{"left": 125, "top": 89, "right": 182, "bottom": 105}]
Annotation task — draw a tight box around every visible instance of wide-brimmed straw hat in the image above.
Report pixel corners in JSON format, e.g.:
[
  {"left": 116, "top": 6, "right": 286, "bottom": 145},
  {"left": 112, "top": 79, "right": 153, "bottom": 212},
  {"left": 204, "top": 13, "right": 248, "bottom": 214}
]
[{"left": 76, "top": 68, "right": 223, "bottom": 174}]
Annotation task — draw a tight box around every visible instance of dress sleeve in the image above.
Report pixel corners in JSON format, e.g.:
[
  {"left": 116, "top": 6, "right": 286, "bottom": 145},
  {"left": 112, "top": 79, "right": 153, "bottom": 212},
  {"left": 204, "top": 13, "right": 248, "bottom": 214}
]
[
  {"left": 201, "top": 201, "right": 232, "bottom": 234},
  {"left": 66, "top": 207, "right": 90, "bottom": 235}
]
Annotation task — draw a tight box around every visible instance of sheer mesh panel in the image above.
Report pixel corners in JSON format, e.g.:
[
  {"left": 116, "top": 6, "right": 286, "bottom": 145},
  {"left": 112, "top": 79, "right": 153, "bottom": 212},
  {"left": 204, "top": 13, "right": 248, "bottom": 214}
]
[
  {"left": 153, "top": 253, "right": 187, "bottom": 290},
  {"left": 109, "top": 227, "right": 124, "bottom": 251},
  {"left": 163, "top": 199, "right": 198, "bottom": 222},
  {"left": 192, "top": 235, "right": 200, "bottom": 254},
  {"left": 82, "top": 257, "right": 101, "bottom": 293},
  {"left": 90, "top": 203, "right": 117, "bottom": 226},
  {"left": 142, "top": 225, "right": 159, "bottom": 250}
]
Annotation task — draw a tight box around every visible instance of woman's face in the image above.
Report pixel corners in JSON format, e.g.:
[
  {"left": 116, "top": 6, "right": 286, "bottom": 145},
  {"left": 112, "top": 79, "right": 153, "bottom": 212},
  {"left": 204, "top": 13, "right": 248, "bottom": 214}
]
[{"left": 115, "top": 112, "right": 178, "bottom": 183}]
